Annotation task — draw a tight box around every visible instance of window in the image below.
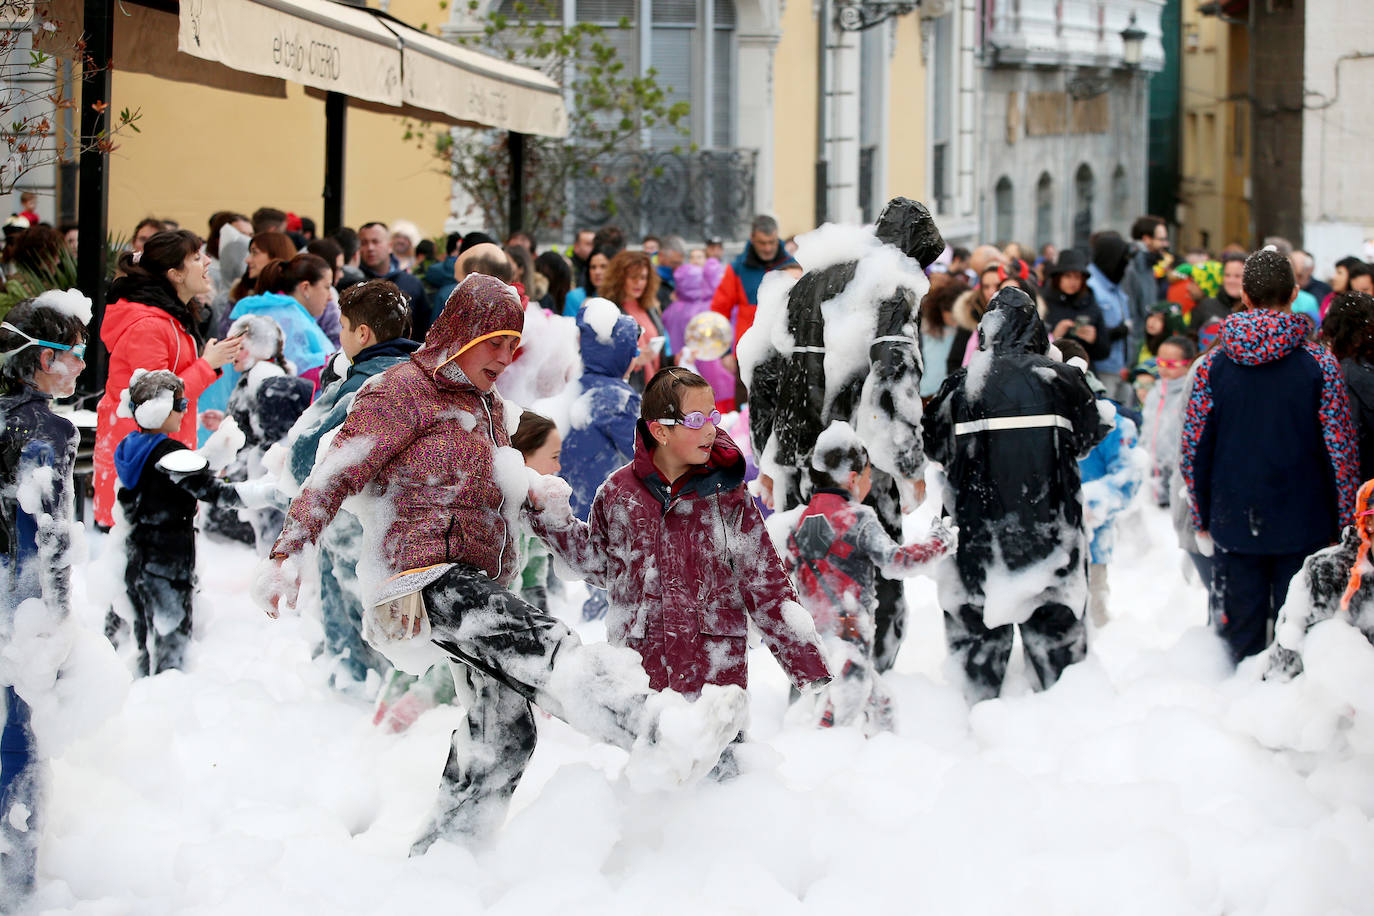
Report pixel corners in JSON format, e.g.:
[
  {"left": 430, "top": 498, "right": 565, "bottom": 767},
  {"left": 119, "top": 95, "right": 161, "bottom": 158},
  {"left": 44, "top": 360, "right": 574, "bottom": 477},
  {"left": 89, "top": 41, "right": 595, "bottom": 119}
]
[
  {"left": 498, "top": 0, "right": 736, "bottom": 150},
  {"left": 1111, "top": 165, "right": 1128, "bottom": 223},
  {"left": 1073, "top": 163, "right": 1094, "bottom": 250},
  {"left": 995, "top": 176, "right": 1014, "bottom": 245},
  {"left": 929, "top": 12, "right": 952, "bottom": 213},
  {"left": 1035, "top": 172, "right": 1054, "bottom": 251}
]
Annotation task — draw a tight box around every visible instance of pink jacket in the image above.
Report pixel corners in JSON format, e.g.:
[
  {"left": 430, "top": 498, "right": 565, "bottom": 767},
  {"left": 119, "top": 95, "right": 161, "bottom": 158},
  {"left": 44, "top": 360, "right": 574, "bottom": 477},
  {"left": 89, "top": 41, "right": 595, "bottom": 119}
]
[
  {"left": 272, "top": 275, "right": 526, "bottom": 586},
  {"left": 528, "top": 426, "right": 830, "bottom": 695}
]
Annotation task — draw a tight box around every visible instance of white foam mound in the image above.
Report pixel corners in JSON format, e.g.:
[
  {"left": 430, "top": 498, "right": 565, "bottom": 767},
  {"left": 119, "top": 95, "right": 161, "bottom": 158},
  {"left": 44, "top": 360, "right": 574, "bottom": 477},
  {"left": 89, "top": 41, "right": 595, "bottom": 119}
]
[
  {"left": 33, "top": 287, "right": 93, "bottom": 324},
  {"left": 580, "top": 297, "right": 622, "bottom": 343}
]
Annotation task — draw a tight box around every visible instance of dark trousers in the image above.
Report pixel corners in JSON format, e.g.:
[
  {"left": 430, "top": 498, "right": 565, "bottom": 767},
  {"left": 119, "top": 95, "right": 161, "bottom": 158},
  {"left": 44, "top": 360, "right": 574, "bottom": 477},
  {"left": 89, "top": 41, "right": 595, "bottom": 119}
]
[
  {"left": 872, "top": 574, "right": 908, "bottom": 673},
  {"left": 943, "top": 602, "right": 1087, "bottom": 703},
  {"left": 1, "top": 687, "right": 37, "bottom": 901},
  {"left": 1210, "top": 548, "right": 1308, "bottom": 663},
  {"left": 412, "top": 566, "right": 652, "bottom": 852},
  {"left": 121, "top": 547, "right": 193, "bottom": 677}
]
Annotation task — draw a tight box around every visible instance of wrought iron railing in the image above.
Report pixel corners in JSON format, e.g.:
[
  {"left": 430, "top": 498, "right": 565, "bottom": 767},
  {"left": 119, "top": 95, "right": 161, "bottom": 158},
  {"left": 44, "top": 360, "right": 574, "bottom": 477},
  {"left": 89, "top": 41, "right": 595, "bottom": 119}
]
[{"left": 571, "top": 147, "right": 757, "bottom": 241}]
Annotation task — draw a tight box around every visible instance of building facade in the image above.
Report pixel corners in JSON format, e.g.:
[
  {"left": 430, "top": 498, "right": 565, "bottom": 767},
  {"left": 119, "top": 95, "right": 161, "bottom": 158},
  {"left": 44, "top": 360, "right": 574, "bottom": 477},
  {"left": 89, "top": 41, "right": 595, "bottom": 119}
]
[
  {"left": 943, "top": 0, "right": 1165, "bottom": 252},
  {"left": 1175, "top": 0, "right": 1250, "bottom": 253}
]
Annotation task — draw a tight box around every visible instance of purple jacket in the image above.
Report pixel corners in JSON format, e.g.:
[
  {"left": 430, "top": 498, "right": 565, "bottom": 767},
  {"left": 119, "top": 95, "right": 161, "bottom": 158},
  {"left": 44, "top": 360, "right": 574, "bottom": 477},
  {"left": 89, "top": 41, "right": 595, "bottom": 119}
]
[
  {"left": 273, "top": 274, "right": 526, "bottom": 585},
  {"left": 528, "top": 426, "right": 830, "bottom": 695},
  {"left": 663, "top": 259, "right": 734, "bottom": 405}
]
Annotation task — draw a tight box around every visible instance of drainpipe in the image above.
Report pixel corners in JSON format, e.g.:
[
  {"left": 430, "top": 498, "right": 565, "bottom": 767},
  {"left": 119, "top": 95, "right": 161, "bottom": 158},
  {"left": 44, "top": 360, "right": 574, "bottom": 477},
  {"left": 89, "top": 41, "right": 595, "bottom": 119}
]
[{"left": 816, "top": 0, "right": 830, "bottom": 225}]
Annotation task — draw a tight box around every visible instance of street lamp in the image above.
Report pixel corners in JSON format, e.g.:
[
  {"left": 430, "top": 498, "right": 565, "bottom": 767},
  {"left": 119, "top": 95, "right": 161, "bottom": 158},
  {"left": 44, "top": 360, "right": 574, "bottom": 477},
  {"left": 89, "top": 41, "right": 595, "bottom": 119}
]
[
  {"left": 834, "top": 0, "right": 920, "bottom": 31},
  {"left": 1120, "top": 12, "right": 1146, "bottom": 69}
]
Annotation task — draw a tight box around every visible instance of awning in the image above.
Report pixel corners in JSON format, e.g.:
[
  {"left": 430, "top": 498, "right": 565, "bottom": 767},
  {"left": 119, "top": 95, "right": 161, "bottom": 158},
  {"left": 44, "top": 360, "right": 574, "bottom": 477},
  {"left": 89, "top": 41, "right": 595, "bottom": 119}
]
[
  {"left": 175, "top": 0, "right": 567, "bottom": 137},
  {"left": 177, "top": 0, "right": 401, "bottom": 107},
  {"left": 390, "top": 25, "right": 567, "bottom": 138}
]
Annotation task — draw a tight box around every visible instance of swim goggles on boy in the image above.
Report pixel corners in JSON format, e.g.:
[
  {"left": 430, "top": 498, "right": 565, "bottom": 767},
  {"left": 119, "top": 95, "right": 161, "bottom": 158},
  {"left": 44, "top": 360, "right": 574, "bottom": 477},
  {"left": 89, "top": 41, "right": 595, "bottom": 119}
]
[
  {"left": 1156, "top": 358, "right": 1190, "bottom": 369},
  {"left": 0, "top": 322, "right": 87, "bottom": 360},
  {"left": 172, "top": 397, "right": 189, "bottom": 412},
  {"left": 655, "top": 409, "right": 721, "bottom": 430}
]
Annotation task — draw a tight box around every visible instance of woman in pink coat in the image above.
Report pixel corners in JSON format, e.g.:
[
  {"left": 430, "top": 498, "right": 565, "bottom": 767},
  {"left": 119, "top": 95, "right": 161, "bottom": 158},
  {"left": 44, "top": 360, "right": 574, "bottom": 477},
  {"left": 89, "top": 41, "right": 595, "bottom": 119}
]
[{"left": 93, "top": 231, "right": 241, "bottom": 526}]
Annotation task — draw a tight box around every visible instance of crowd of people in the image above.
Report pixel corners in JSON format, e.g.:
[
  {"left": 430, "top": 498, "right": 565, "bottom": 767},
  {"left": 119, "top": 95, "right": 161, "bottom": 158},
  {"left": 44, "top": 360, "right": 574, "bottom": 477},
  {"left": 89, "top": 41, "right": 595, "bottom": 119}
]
[{"left": 3, "top": 192, "right": 1374, "bottom": 901}]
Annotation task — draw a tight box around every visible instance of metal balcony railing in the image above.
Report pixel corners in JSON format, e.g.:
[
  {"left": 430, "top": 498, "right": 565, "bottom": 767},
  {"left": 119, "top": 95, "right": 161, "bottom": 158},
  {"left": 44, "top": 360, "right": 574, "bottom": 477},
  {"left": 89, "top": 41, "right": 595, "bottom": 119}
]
[{"left": 571, "top": 147, "right": 758, "bottom": 242}]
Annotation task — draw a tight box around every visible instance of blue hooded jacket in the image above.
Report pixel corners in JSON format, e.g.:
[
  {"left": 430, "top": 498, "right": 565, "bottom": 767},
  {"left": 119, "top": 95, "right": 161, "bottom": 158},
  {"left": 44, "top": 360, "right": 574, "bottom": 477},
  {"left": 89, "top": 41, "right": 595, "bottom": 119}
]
[
  {"left": 113, "top": 431, "right": 170, "bottom": 490},
  {"left": 561, "top": 306, "right": 642, "bottom": 519}
]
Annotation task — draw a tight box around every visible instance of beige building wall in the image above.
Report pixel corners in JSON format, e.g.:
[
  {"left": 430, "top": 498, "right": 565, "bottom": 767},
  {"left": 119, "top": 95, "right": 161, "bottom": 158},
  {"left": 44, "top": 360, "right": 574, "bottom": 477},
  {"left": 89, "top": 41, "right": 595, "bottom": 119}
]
[
  {"left": 884, "top": 15, "right": 926, "bottom": 203},
  {"left": 770, "top": 0, "right": 818, "bottom": 238},
  {"left": 107, "top": 3, "right": 453, "bottom": 243},
  {"left": 1177, "top": 10, "right": 1249, "bottom": 253}
]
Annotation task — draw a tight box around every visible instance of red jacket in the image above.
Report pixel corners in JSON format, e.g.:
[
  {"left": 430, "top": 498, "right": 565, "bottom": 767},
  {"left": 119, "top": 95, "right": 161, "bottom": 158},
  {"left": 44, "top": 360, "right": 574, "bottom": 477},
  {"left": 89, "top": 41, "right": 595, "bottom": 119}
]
[
  {"left": 272, "top": 274, "right": 527, "bottom": 586},
  {"left": 710, "top": 266, "right": 755, "bottom": 346},
  {"left": 528, "top": 426, "right": 830, "bottom": 695},
  {"left": 94, "top": 299, "right": 219, "bottom": 526}
]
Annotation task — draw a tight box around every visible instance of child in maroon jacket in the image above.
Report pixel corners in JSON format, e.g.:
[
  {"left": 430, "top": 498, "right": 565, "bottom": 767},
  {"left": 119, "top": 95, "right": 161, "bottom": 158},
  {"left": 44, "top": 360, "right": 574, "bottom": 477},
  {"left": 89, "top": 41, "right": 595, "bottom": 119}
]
[
  {"left": 527, "top": 367, "right": 831, "bottom": 701},
  {"left": 786, "top": 422, "right": 954, "bottom": 735}
]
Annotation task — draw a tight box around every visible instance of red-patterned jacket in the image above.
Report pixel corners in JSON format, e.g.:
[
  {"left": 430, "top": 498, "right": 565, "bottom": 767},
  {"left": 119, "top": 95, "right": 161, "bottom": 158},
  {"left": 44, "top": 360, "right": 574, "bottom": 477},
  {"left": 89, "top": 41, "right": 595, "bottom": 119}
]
[
  {"left": 528, "top": 426, "right": 830, "bottom": 695},
  {"left": 272, "top": 274, "right": 526, "bottom": 585}
]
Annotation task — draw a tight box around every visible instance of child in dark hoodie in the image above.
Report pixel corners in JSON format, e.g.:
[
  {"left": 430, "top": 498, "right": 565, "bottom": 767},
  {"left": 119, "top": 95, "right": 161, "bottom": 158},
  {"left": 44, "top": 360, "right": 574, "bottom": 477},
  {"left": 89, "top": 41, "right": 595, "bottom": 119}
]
[
  {"left": 527, "top": 366, "right": 831, "bottom": 706},
  {"left": 113, "top": 370, "right": 246, "bottom": 676}
]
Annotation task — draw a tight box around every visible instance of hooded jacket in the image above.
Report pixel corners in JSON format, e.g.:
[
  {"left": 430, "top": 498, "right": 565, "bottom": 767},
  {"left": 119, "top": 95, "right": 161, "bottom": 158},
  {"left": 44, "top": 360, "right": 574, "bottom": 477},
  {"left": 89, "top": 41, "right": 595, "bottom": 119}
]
[
  {"left": 527, "top": 426, "right": 830, "bottom": 695},
  {"left": 561, "top": 305, "right": 642, "bottom": 519},
  {"left": 1180, "top": 308, "right": 1359, "bottom": 554},
  {"left": 287, "top": 337, "right": 421, "bottom": 487},
  {"left": 114, "top": 433, "right": 242, "bottom": 578},
  {"left": 663, "top": 260, "right": 734, "bottom": 409},
  {"left": 710, "top": 242, "right": 798, "bottom": 346},
  {"left": 922, "top": 290, "right": 1106, "bottom": 603},
  {"left": 272, "top": 274, "right": 526, "bottom": 588},
  {"left": 94, "top": 278, "right": 221, "bottom": 527},
  {"left": 748, "top": 197, "right": 939, "bottom": 514}
]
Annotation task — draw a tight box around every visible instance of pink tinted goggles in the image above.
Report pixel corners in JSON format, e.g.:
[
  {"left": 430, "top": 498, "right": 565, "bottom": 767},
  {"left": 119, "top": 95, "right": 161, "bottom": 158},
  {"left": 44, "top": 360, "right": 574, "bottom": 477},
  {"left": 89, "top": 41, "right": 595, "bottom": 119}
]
[{"left": 655, "top": 409, "right": 721, "bottom": 430}]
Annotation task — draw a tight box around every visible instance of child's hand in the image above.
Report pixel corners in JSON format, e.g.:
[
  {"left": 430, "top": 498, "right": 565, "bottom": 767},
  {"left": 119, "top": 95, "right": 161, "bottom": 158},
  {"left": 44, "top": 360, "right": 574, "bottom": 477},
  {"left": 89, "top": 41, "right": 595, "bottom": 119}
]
[
  {"left": 525, "top": 468, "right": 572, "bottom": 518},
  {"left": 929, "top": 516, "right": 958, "bottom": 553},
  {"left": 253, "top": 555, "right": 300, "bottom": 619}
]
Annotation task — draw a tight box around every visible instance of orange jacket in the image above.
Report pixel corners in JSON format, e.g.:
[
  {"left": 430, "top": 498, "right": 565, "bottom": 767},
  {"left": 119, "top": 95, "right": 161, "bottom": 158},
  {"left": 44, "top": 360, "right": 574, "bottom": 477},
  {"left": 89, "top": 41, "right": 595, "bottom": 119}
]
[{"left": 93, "top": 299, "right": 218, "bottom": 526}]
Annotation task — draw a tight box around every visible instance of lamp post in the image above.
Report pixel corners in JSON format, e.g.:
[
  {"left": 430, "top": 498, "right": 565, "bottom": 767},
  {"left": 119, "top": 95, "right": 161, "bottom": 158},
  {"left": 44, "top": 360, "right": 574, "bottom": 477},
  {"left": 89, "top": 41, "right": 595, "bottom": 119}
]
[
  {"left": 1120, "top": 12, "right": 1146, "bottom": 69},
  {"left": 833, "top": 0, "right": 919, "bottom": 31}
]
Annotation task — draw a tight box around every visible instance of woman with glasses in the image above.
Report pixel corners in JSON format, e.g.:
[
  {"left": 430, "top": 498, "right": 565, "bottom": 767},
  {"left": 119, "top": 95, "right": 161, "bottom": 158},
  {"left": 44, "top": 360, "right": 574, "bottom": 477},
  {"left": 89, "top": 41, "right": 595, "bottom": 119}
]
[
  {"left": 92, "top": 230, "right": 243, "bottom": 528},
  {"left": 0, "top": 294, "right": 90, "bottom": 900}
]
